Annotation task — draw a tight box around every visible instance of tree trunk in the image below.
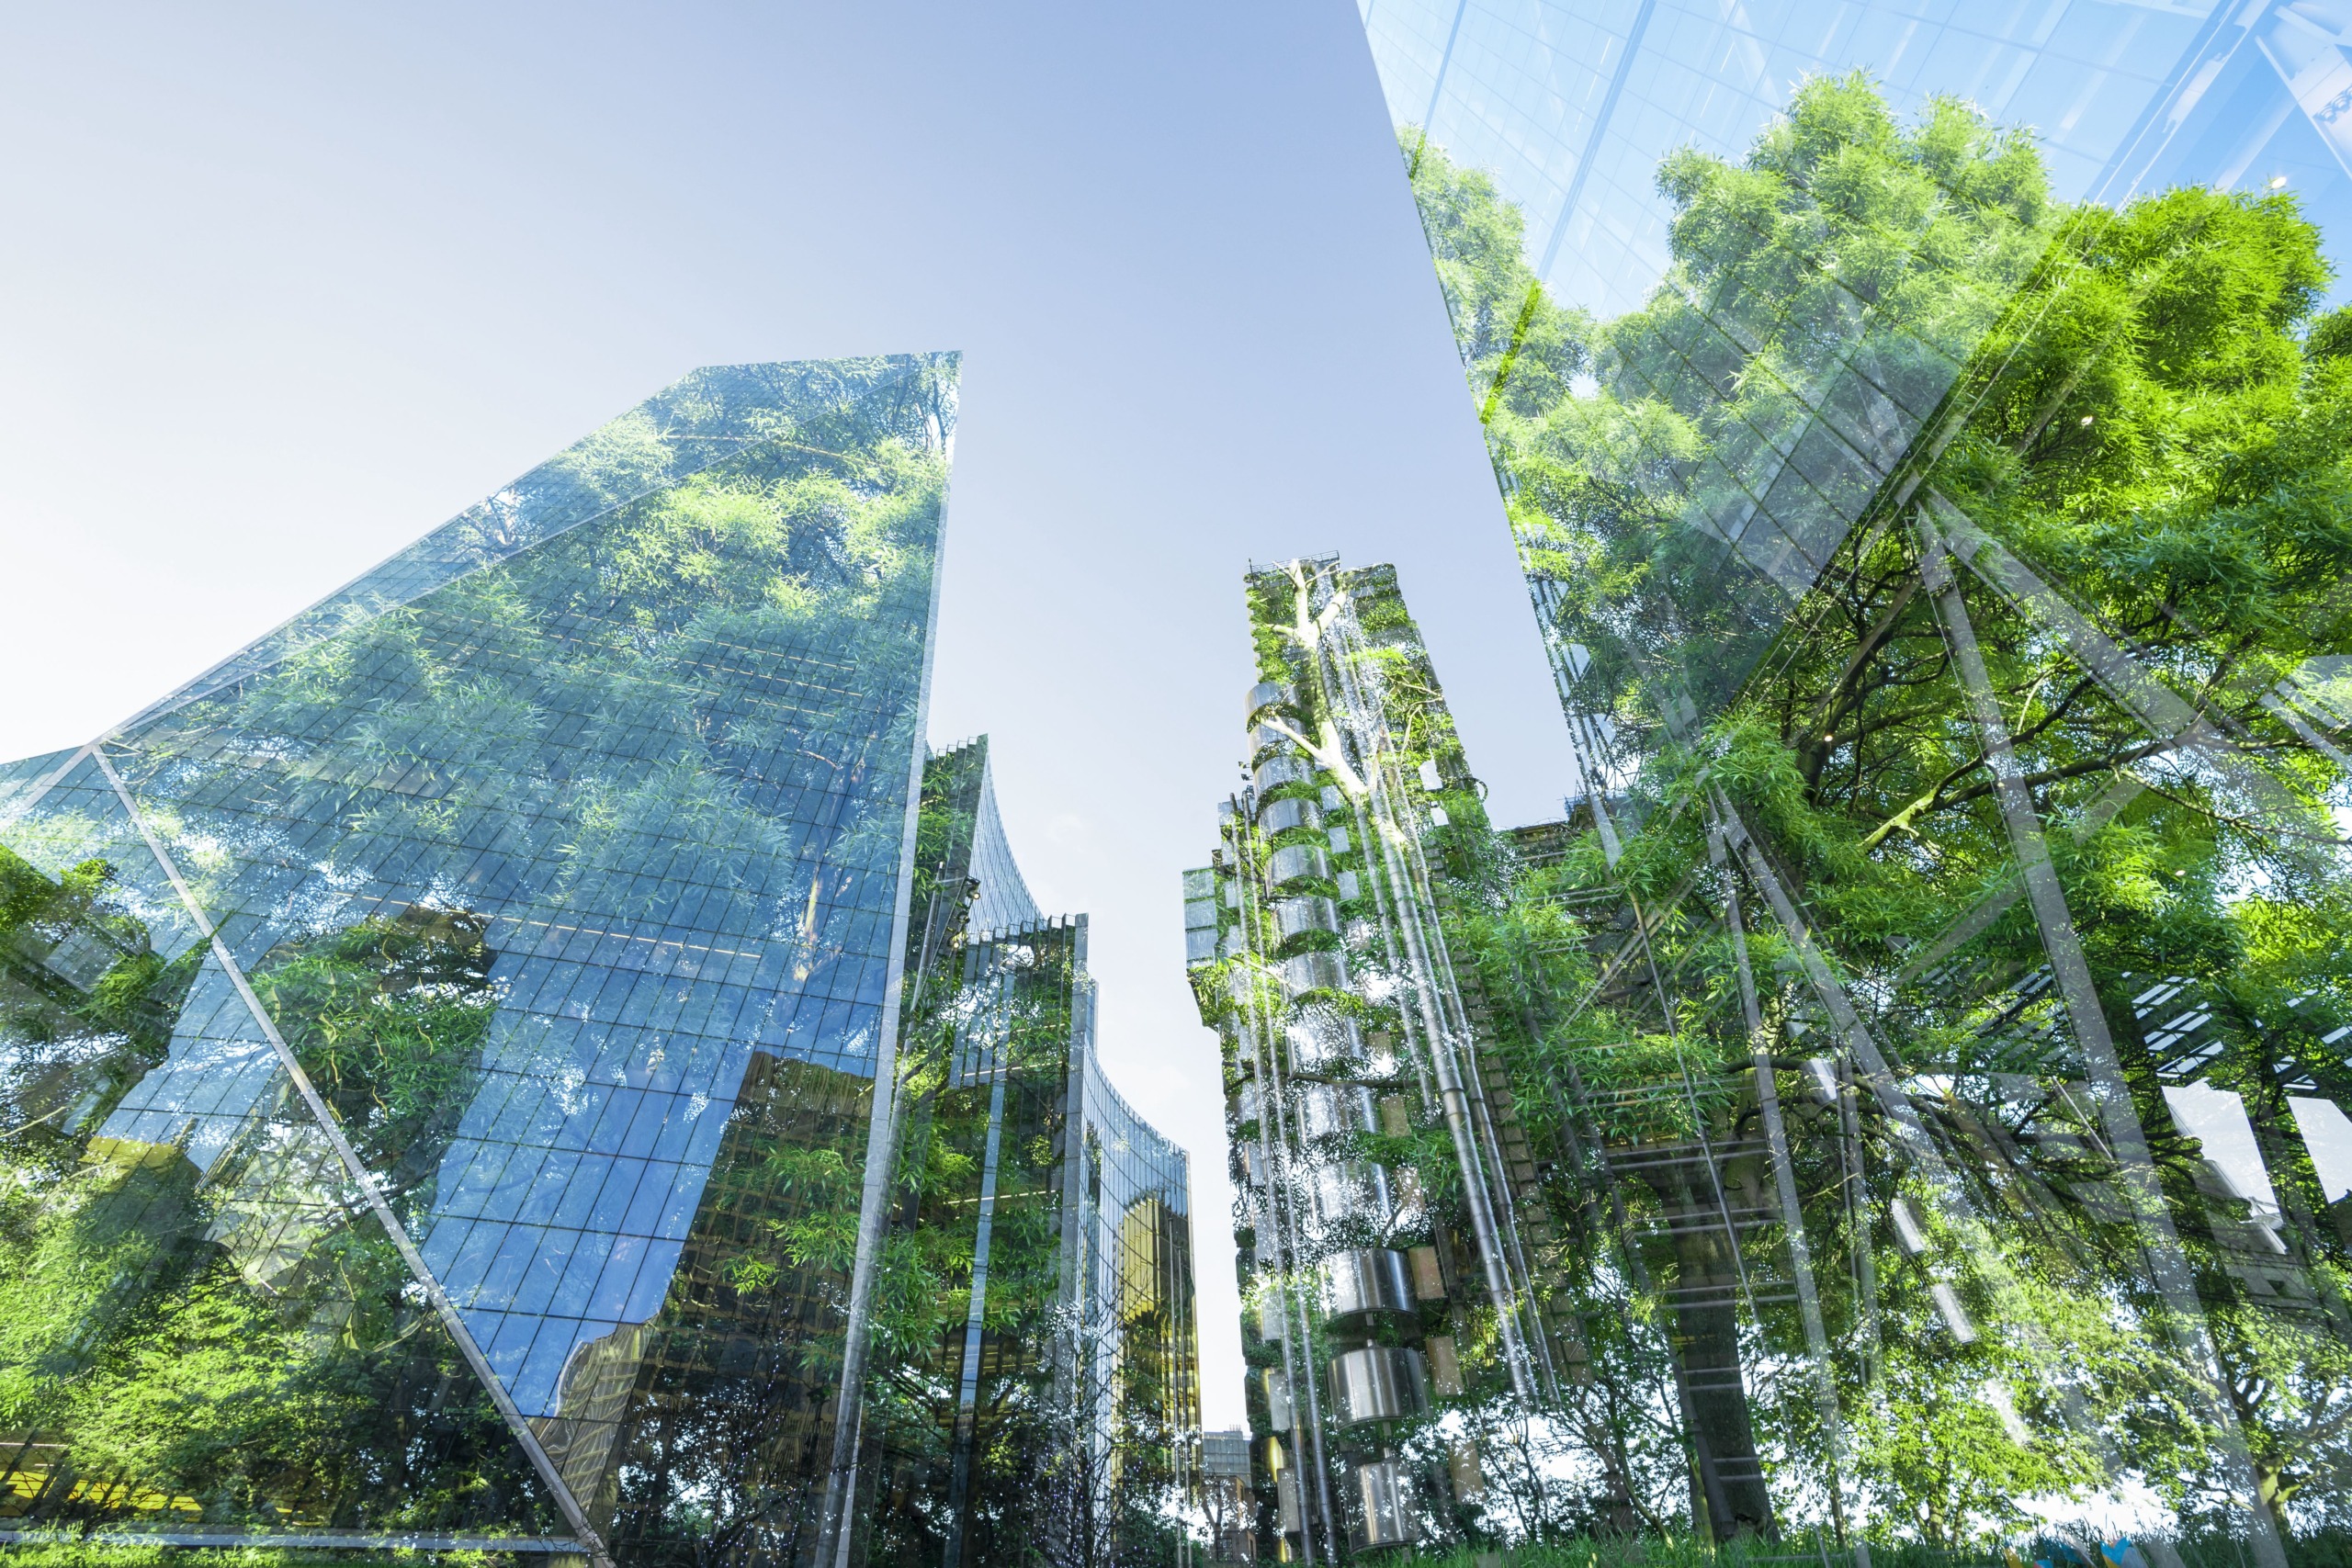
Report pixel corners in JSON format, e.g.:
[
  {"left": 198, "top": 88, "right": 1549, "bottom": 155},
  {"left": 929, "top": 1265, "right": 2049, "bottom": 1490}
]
[{"left": 1660, "top": 1163, "right": 1777, "bottom": 1540}]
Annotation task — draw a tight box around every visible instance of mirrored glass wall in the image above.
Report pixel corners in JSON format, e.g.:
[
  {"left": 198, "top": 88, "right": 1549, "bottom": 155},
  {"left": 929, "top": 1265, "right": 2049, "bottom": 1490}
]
[
  {"left": 1299, "top": 0, "right": 2352, "bottom": 1560},
  {"left": 0, "top": 357, "right": 957, "bottom": 1563}
]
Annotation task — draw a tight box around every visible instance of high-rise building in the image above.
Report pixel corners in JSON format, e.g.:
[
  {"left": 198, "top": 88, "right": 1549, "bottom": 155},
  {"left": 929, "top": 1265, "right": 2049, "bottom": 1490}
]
[
  {"left": 1359, "top": 0, "right": 2352, "bottom": 324},
  {"left": 856, "top": 739, "right": 1202, "bottom": 1568},
  {"left": 1069, "top": 1021, "right": 1205, "bottom": 1563},
  {"left": 0, "top": 358, "right": 1198, "bottom": 1567},
  {"left": 1321, "top": 0, "right": 2352, "bottom": 1559},
  {"left": 1188, "top": 558, "right": 1558, "bottom": 1560}
]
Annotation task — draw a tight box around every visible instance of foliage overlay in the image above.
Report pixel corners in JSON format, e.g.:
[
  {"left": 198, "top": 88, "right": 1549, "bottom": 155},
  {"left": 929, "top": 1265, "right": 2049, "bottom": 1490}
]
[{"left": 1399, "top": 74, "right": 2352, "bottom": 1549}]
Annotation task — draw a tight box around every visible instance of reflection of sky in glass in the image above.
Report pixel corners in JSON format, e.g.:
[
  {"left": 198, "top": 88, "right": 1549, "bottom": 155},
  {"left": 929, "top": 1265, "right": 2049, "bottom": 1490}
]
[
  {"left": 2293, "top": 1095, "right": 2352, "bottom": 1201},
  {"left": 4, "top": 357, "right": 951, "bottom": 1421},
  {"left": 2166, "top": 1080, "right": 2284, "bottom": 1213},
  {"left": 1363, "top": 0, "right": 2352, "bottom": 316},
  {"left": 1079, "top": 1032, "right": 1199, "bottom": 1438},
  {"left": 1085, "top": 1039, "right": 1192, "bottom": 1225},
  {"left": 968, "top": 756, "right": 1042, "bottom": 935}
]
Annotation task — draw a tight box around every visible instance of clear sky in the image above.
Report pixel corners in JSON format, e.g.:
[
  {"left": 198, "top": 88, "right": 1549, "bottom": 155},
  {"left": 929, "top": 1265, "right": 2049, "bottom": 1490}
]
[{"left": 0, "top": 2, "right": 1579, "bottom": 1428}]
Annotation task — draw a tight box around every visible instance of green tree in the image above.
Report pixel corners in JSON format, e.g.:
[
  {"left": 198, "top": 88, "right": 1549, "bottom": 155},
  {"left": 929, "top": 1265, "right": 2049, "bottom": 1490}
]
[{"left": 1410, "top": 72, "right": 2352, "bottom": 1546}]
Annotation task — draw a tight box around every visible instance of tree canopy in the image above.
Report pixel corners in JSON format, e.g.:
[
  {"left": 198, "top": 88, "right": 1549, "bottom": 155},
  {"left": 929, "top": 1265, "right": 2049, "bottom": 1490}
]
[{"left": 1406, "top": 73, "right": 2352, "bottom": 1548}]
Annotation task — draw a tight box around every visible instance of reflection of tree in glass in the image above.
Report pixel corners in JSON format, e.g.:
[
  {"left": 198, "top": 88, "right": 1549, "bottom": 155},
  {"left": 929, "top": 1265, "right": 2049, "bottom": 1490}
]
[
  {"left": 1407, "top": 71, "right": 2352, "bottom": 1547},
  {"left": 595, "top": 1055, "right": 876, "bottom": 1564},
  {"left": 249, "top": 905, "right": 497, "bottom": 1209},
  {"left": 0, "top": 848, "right": 202, "bottom": 1156},
  {"left": 0, "top": 356, "right": 959, "bottom": 1552},
  {"left": 0, "top": 917, "right": 556, "bottom": 1537}
]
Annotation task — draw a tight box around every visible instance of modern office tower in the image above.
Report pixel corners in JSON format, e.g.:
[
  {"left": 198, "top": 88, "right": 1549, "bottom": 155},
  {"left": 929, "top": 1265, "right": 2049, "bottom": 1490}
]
[
  {"left": 1340, "top": 0, "right": 2352, "bottom": 1558},
  {"left": 1359, "top": 0, "right": 2352, "bottom": 324},
  {"left": 858, "top": 739, "right": 1202, "bottom": 1568},
  {"left": 0, "top": 353, "right": 1197, "bottom": 1566},
  {"left": 1186, "top": 558, "right": 1559, "bottom": 1562},
  {"left": 0, "top": 355, "right": 959, "bottom": 1565},
  {"left": 1069, "top": 1028, "right": 1205, "bottom": 1562}
]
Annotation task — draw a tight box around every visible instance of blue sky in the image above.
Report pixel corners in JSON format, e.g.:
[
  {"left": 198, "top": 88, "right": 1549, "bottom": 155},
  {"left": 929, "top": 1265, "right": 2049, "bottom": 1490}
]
[{"left": 0, "top": 1, "right": 1580, "bottom": 1427}]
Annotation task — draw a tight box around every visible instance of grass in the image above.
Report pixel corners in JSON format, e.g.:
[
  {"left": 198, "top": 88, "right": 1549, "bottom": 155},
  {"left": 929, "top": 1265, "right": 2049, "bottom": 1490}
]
[
  {"left": 1385, "top": 1531, "right": 2352, "bottom": 1568},
  {"left": 0, "top": 1547, "right": 542, "bottom": 1566}
]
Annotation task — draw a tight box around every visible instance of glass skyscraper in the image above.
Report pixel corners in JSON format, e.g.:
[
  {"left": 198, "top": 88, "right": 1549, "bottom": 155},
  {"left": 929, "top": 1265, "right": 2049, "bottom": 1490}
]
[
  {"left": 859, "top": 741, "right": 1202, "bottom": 1568},
  {"left": 0, "top": 355, "right": 1195, "bottom": 1567},
  {"left": 1068, "top": 1017, "right": 1205, "bottom": 1565},
  {"left": 1361, "top": 0, "right": 2352, "bottom": 324},
  {"left": 1278, "top": 0, "right": 2352, "bottom": 1562}
]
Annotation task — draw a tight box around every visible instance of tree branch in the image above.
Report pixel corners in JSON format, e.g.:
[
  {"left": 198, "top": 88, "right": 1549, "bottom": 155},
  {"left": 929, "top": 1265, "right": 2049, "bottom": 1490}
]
[{"left": 1861, "top": 736, "right": 2177, "bottom": 849}]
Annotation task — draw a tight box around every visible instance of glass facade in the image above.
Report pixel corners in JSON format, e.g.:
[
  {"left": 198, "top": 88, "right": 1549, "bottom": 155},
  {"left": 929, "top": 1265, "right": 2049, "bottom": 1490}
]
[
  {"left": 859, "top": 740, "right": 1203, "bottom": 1568},
  {"left": 0, "top": 356, "right": 957, "bottom": 1562},
  {"left": 0, "top": 350, "right": 1203, "bottom": 1565},
  {"left": 1073, "top": 1024, "right": 1204, "bottom": 1562},
  {"left": 1361, "top": 0, "right": 2352, "bottom": 325},
  {"left": 1288, "top": 0, "right": 2352, "bottom": 1561}
]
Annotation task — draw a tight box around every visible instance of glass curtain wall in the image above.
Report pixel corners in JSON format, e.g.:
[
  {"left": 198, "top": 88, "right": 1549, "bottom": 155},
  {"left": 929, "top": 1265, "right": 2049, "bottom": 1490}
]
[
  {"left": 0, "top": 355, "right": 956, "bottom": 1565},
  {"left": 854, "top": 740, "right": 1202, "bottom": 1568},
  {"left": 1346, "top": 0, "right": 2352, "bottom": 1560},
  {"left": 854, "top": 732, "right": 1067, "bottom": 1568},
  {"left": 1073, "top": 1026, "right": 1204, "bottom": 1567}
]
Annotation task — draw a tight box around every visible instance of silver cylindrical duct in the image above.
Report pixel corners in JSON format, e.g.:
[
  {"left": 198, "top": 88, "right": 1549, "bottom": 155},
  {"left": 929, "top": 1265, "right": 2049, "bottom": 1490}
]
[
  {"left": 1297, "top": 1081, "right": 1376, "bottom": 1139},
  {"left": 1274, "top": 897, "right": 1339, "bottom": 939},
  {"left": 1307, "top": 1160, "right": 1392, "bottom": 1226},
  {"left": 1329, "top": 1347, "right": 1430, "bottom": 1425},
  {"left": 1320, "top": 1247, "right": 1414, "bottom": 1318},
  {"left": 1349, "top": 1459, "right": 1420, "bottom": 1550},
  {"left": 1284, "top": 1010, "right": 1363, "bottom": 1072},
  {"left": 1266, "top": 843, "right": 1331, "bottom": 887},
  {"left": 1254, "top": 755, "right": 1311, "bottom": 793},
  {"left": 1247, "top": 681, "right": 1295, "bottom": 721},
  {"left": 1282, "top": 949, "right": 1347, "bottom": 995},
  {"left": 1250, "top": 722, "right": 1298, "bottom": 757},
  {"left": 1258, "top": 795, "right": 1324, "bottom": 833}
]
